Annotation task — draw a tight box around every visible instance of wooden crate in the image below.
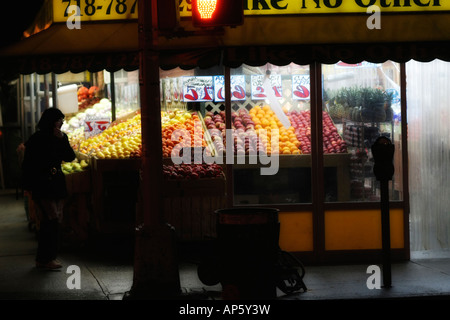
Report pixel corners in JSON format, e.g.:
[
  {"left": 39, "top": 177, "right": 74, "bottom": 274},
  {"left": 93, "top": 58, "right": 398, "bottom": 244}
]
[
  {"left": 65, "top": 169, "right": 92, "bottom": 194},
  {"left": 90, "top": 157, "right": 141, "bottom": 235},
  {"left": 162, "top": 176, "right": 226, "bottom": 241},
  {"left": 162, "top": 177, "right": 226, "bottom": 197},
  {"left": 163, "top": 195, "right": 226, "bottom": 241}
]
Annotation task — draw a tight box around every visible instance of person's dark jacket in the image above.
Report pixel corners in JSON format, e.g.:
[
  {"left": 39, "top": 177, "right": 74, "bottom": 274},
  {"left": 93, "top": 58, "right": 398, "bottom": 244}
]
[{"left": 23, "top": 127, "right": 76, "bottom": 200}]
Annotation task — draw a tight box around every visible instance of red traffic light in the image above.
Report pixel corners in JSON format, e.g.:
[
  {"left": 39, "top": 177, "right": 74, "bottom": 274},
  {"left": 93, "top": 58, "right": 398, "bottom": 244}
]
[{"left": 192, "top": 0, "right": 244, "bottom": 28}]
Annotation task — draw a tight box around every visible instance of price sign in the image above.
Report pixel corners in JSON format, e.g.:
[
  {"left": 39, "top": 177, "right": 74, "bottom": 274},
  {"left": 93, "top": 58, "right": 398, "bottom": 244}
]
[
  {"left": 292, "top": 75, "right": 310, "bottom": 100},
  {"left": 172, "top": 78, "right": 181, "bottom": 102},
  {"left": 214, "top": 75, "right": 246, "bottom": 102},
  {"left": 182, "top": 76, "right": 214, "bottom": 102},
  {"left": 84, "top": 116, "right": 110, "bottom": 137},
  {"left": 163, "top": 79, "right": 171, "bottom": 103},
  {"left": 53, "top": 0, "right": 138, "bottom": 23},
  {"left": 251, "top": 75, "right": 282, "bottom": 100}
]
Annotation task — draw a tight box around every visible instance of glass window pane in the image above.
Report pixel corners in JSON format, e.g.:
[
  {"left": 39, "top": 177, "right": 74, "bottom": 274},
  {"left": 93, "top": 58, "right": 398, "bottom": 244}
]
[
  {"left": 322, "top": 61, "right": 403, "bottom": 202},
  {"left": 231, "top": 63, "right": 311, "bottom": 205},
  {"left": 159, "top": 66, "right": 223, "bottom": 174},
  {"left": 112, "top": 69, "right": 140, "bottom": 118}
]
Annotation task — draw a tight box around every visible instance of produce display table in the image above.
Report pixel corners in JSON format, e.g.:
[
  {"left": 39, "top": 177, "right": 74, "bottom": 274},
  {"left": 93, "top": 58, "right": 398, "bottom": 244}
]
[
  {"left": 88, "top": 156, "right": 227, "bottom": 241},
  {"left": 90, "top": 157, "right": 141, "bottom": 236},
  {"left": 63, "top": 169, "right": 91, "bottom": 245}
]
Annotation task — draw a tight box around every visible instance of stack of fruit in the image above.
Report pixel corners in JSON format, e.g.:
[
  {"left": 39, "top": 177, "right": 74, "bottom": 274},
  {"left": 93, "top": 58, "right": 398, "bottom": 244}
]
[
  {"left": 287, "top": 110, "right": 347, "bottom": 154},
  {"left": 78, "top": 113, "right": 142, "bottom": 159},
  {"left": 287, "top": 110, "right": 311, "bottom": 154},
  {"left": 204, "top": 107, "right": 302, "bottom": 156},
  {"left": 249, "top": 105, "right": 302, "bottom": 155},
  {"left": 161, "top": 109, "right": 211, "bottom": 159},
  {"left": 77, "top": 85, "right": 100, "bottom": 111},
  {"left": 61, "top": 159, "right": 89, "bottom": 175},
  {"left": 163, "top": 163, "right": 224, "bottom": 180},
  {"left": 62, "top": 98, "right": 112, "bottom": 149}
]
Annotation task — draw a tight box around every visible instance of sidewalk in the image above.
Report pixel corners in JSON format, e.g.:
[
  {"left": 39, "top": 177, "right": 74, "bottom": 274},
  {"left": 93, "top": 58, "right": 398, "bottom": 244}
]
[{"left": 1, "top": 189, "right": 450, "bottom": 301}]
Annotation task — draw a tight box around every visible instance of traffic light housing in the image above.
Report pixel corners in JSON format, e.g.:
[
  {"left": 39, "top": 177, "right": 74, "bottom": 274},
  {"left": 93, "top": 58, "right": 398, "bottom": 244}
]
[
  {"left": 192, "top": 0, "right": 244, "bottom": 28},
  {"left": 157, "top": 0, "right": 180, "bottom": 31}
]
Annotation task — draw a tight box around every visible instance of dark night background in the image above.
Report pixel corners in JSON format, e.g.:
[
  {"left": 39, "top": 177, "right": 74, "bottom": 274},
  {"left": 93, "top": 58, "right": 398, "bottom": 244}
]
[{"left": 0, "top": 1, "right": 45, "bottom": 49}]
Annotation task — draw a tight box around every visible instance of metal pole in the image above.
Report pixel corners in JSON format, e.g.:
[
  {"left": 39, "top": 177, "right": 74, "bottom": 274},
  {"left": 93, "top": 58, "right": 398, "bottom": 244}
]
[
  {"left": 124, "top": 0, "right": 180, "bottom": 299},
  {"left": 51, "top": 73, "right": 58, "bottom": 109},
  {"left": 29, "top": 74, "right": 36, "bottom": 134},
  {"left": 19, "top": 75, "right": 26, "bottom": 140},
  {"left": 110, "top": 71, "right": 116, "bottom": 122},
  {"left": 380, "top": 179, "right": 392, "bottom": 288}
]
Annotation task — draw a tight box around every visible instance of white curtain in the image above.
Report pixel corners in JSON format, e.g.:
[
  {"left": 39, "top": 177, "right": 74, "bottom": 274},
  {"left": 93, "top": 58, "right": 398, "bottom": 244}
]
[{"left": 407, "top": 59, "right": 450, "bottom": 252}]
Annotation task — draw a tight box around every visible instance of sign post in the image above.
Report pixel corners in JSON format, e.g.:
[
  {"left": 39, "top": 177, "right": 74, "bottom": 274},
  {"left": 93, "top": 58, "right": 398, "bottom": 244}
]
[{"left": 124, "top": 0, "right": 181, "bottom": 299}]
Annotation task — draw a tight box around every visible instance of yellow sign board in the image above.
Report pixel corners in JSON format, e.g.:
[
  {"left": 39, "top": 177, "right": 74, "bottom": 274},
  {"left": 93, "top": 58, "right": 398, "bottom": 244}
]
[
  {"left": 180, "top": 0, "right": 449, "bottom": 17},
  {"left": 53, "top": 0, "right": 138, "bottom": 23},
  {"left": 53, "top": 0, "right": 449, "bottom": 23}
]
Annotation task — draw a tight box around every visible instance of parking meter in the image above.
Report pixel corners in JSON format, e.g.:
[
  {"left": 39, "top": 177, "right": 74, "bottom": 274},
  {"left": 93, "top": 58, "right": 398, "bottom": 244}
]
[
  {"left": 371, "top": 136, "right": 394, "bottom": 288},
  {"left": 371, "top": 136, "right": 394, "bottom": 181}
]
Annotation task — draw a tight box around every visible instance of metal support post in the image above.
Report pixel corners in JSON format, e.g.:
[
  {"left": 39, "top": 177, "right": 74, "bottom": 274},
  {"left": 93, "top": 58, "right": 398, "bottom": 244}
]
[
  {"left": 380, "top": 179, "right": 391, "bottom": 288},
  {"left": 124, "top": 0, "right": 181, "bottom": 300}
]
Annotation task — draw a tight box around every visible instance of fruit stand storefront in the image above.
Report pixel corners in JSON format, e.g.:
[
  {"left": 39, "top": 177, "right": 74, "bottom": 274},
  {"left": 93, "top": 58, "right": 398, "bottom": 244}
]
[
  {"left": 2, "top": 0, "right": 450, "bottom": 264},
  {"left": 151, "top": 0, "right": 450, "bottom": 264},
  {"left": 0, "top": 0, "right": 141, "bottom": 243}
]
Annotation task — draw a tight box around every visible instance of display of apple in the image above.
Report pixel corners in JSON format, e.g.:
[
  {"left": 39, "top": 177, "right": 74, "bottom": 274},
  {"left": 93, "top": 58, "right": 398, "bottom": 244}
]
[
  {"left": 287, "top": 110, "right": 311, "bottom": 154},
  {"left": 205, "top": 109, "right": 263, "bottom": 156},
  {"left": 163, "top": 163, "right": 224, "bottom": 180},
  {"left": 287, "top": 110, "right": 347, "bottom": 154},
  {"left": 322, "top": 111, "right": 348, "bottom": 154}
]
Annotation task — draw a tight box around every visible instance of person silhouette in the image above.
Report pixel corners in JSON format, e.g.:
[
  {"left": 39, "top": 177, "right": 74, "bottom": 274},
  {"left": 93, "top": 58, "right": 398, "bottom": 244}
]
[{"left": 22, "top": 107, "right": 76, "bottom": 270}]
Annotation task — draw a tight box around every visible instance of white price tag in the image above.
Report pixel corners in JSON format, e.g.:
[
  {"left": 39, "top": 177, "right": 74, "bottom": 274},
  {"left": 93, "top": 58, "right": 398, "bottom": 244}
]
[{"left": 84, "top": 116, "right": 110, "bottom": 137}]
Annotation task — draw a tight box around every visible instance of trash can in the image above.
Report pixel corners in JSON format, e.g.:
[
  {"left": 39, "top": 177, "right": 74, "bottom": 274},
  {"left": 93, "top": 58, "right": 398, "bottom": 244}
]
[{"left": 214, "top": 207, "right": 280, "bottom": 300}]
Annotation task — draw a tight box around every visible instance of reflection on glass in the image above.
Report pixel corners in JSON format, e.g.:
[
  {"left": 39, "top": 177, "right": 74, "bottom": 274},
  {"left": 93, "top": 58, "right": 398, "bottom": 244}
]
[
  {"left": 322, "top": 61, "right": 403, "bottom": 202},
  {"left": 230, "top": 63, "right": 312, "bottom": 205},
  {"left": 113, "top": 69, "right": 140, "bottom": 118}
]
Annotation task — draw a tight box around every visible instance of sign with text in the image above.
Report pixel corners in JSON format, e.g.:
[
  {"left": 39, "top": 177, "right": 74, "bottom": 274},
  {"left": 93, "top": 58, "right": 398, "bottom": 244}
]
[
  {"left": 84, "top": 116, "right": 110, "bottom": 137},
  {"left": 251, "top": 75, "right": 282, "bottom": 100},
  {"left": 53, "top": 0, "right": 450, "bottom": 24},
  {"left": 182, "top": 76, "right": 214, "bottom": 102},
  {"left": 292, "top": 75, "right": 310, "bottom": 100},
  {"left": 214, "top": 75, "right": 246, "bottom": 102},
  {"left": 179, "top": 0, "right": 449, "bottom": 17},
  {"left": 53, "top": 0, "right": 138, "bottom": 23}
]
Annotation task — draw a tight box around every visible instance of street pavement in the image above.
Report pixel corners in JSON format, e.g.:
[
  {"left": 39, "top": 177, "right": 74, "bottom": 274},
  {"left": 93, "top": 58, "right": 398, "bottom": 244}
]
[{"left": 1, "top": 189, "right": 450, "bottom": 311}]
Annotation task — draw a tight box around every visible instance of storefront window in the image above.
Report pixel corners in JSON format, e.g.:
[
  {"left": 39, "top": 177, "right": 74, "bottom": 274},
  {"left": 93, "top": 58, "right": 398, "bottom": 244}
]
[
  {"left": 59, "top": 71, "right": 108, "bottom": 151},
  {"left": 108, "top": 69, "right": 140, "bottom": 118},
  {"left": 322, "top": 61, "right": 403, "bottom": 202},
  {"left": 231, "top": 63, "right": 311, "bottom": 205},
  {"left": 159, "top": 66, "right": 225, "bottom": 179}
]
